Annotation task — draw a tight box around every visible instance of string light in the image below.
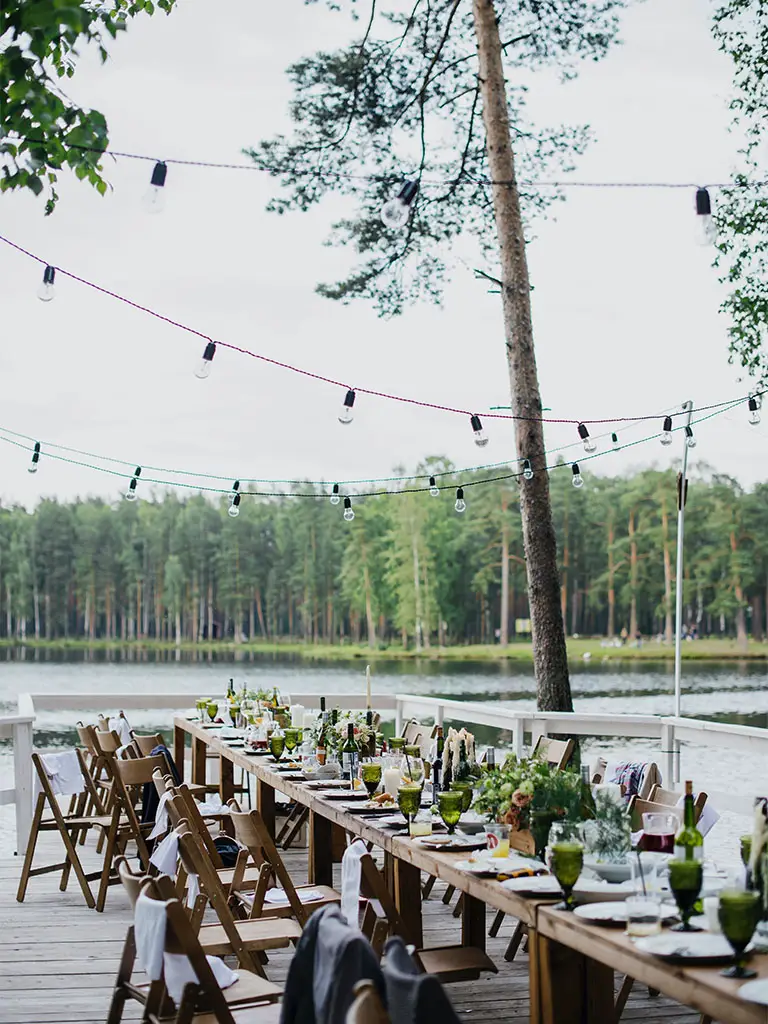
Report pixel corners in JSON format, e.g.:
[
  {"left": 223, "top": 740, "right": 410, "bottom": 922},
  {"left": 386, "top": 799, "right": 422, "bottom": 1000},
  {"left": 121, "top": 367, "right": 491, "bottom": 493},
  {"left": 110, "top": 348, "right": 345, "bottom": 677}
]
[
  {"left": 330, "top": 483, "right": 341, "bottom": 506},
  {"left": 660, "top": 416, "right": 673, "bottom": 446},
  {"left": 578, "top": 424, "right": 597, "bottom": 454},
  {"left": 339, "top": 390, "right": 356, "bottom": 426},
  {"left": 124, "top": 466, "right": 141, "bottom": 501},
  {"left": 455, "top": 487, "right": 466, "bottom": 513},
  {"left": 522, "top": 459, "right": 533, "bottom": 481},
  {"left": 685, "top": 425, "right": 696, "bottom": 449},
  {"left": 228, "top": 481, "right": 241, "bottom": 518},
  {"left": 381, "top": 181, "right": 418, "bottom": 229},
  {"left": 28, "top": 442, "right": 41, "bottom": 474},
  {"left": 343, "top": 496, "right": 355, "bottom": 521},
  {"left": 143, "top": 161, "right": 167, "bottom": 214},
  {"left": 37, "top": 265, "right": 55, "bottom": 302},
  {"left": 470, "top": 415, "right": 488, "bottom": 447},
  {"left": 429, "top": 476, "right": 440, "bottom": 497},
  {"left": 749, "top": 396, "right": 761, "bottom": 426},
  {"left": 571, "top": 464, "right": 584, "bottom": 489},
  {"left": 695, "top": 187, "right": 717, "bottom": 246},
  {"left": 611, "top": 432, "right": 619, "bottom": 449},
  {"left": 195, "top": 341, "right": 216, "bottom": 380}
]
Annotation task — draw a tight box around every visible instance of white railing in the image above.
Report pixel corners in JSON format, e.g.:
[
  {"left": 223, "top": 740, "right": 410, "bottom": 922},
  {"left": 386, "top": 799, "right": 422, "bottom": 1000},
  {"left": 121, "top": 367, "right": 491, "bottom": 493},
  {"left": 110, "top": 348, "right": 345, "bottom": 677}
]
[{"left": 3, "top": 690, "right": 767, "bottom": 849}]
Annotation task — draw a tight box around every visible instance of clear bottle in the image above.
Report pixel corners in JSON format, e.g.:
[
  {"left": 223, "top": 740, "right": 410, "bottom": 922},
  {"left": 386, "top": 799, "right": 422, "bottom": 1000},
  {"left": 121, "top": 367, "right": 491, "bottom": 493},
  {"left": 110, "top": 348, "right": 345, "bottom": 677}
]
[
  {"left": 674, "top": 780, "right": 704, "bottom": 861},
  {"left": 316, "top": 711, "right": 329, "bottom": 766}
]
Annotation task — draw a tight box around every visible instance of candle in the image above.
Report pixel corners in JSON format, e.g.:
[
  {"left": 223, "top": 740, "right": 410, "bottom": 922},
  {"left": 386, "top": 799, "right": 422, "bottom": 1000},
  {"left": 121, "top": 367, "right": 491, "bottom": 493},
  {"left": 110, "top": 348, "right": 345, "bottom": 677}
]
[
  {"left": 302, "top": 711, "right": 316, "bottom": 731},
  {"left": 366, "top": 664, "right": 371, "bottom": 709},
  {"left": 291, "top": 704, "right": 304, "bottom": 727},
  {"left": 383, "top": 766, "right": 401, "bottom": 798}
]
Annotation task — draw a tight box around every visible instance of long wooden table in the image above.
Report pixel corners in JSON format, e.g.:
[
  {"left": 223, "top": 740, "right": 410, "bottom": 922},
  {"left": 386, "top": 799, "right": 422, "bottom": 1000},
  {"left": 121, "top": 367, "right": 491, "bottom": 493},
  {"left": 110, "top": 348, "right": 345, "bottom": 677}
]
[{"left": 174, "top": 716, "right": 768, "bottom": 1024}]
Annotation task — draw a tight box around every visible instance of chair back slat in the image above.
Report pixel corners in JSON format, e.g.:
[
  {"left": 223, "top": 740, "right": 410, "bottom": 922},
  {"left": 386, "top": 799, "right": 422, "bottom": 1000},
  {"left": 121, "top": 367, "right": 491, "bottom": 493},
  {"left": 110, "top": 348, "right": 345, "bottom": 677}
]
[
  {"left": 132, "top": 733, "right": 165, "bottom": 757},
  {"left": 230, "top": 808, "right": 304, "bottom": 922},
  {"left": 532, "top": 736, "right": 574, "bottom": 769},
  {"left": 169, "top": 785, "right": 224, "bottom": 868},
  {"left": 115, "top": 754, "right": 169, "bottom": 788}
]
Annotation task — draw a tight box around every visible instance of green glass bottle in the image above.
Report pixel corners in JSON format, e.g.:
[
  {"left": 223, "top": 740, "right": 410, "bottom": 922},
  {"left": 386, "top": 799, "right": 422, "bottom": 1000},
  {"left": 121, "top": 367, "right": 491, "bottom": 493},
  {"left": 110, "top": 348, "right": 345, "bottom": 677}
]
[
  {"left": 341, "top": 723, "right": 359, "bottom": 784},
  {"left": 580, "top": 763, "right": 596, "bottom": 820},
  {"left": 674, "top": 780, "right": 704, "bottom": 861},
  {"left": 454, "top": 740, "right": 470, "bottom": 782},
  {"left": 227, "top": 678, "right": 235, "bottom": 698}
]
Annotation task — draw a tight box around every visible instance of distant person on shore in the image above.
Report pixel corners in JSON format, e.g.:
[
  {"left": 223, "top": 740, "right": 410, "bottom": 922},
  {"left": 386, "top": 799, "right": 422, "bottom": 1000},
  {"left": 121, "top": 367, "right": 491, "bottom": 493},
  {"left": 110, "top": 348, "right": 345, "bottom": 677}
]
[{"left": 620, "top": 626, "right": 628, "bottom": 646}]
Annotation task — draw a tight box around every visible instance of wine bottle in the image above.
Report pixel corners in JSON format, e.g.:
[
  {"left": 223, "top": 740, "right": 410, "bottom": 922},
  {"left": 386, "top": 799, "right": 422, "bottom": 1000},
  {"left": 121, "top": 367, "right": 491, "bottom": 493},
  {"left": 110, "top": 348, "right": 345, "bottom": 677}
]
[
  {"left": 485, "top": 747, "right": 495, "bottom": 772},
  {"left": 674, "top": 780, "right": 704, "bottom": 861},
  {"left": 272, "top": 686, "right": 281, "bottom": 707},
  {"left": 316, "top": 711, "right": 329, "bottom": 766},
  {"left": 341, "top": 723, "right": 359, "bottom": 785},
  {"left": 365, "top": 710, "right": 376, "bottom": 758},
  {"left": 227, "top": 678, "right": 235, "bottom": 699},
  {"left": 454, "top": 739, "right": 470, "bottom": 782},
  {"left": 319, "top": 697, "right": 326, "bottom": 720},
  {"left": 331, "top": 708, "right": 339, "bottom": 726},
  {"left": 580, "top": 763, "right": 596, "bottom": 819},
  {"left": 432, "top": 726, "right": 444, "bottom": 795}
]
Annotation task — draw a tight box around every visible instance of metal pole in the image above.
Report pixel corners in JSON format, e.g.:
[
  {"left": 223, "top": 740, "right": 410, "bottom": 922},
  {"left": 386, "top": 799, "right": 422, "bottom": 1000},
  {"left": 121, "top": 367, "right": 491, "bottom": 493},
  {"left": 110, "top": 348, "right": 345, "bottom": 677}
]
[{"left": 674, "top": 401, "right": 694, "bottom": 719}]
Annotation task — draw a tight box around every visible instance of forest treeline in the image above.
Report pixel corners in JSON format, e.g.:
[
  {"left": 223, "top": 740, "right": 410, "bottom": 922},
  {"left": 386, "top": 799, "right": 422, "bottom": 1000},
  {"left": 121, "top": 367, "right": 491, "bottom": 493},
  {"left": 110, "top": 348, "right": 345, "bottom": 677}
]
[{"left": 0, "top": 460, "right": 764, "bottom": 648}]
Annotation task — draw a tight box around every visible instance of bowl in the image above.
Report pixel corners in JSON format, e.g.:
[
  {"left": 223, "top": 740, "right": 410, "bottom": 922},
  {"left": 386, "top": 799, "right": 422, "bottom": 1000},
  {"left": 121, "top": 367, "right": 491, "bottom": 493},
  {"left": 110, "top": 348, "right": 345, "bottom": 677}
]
[{"left": 583, "top": 856, "right": 632, "bottom": 884}]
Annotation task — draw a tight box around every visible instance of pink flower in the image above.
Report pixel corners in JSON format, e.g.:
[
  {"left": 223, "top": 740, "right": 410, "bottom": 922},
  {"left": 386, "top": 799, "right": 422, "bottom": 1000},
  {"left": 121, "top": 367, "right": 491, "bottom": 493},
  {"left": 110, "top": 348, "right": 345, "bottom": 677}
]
[{"left": 512, "top": 789, "right": 532, "bottom": 808}]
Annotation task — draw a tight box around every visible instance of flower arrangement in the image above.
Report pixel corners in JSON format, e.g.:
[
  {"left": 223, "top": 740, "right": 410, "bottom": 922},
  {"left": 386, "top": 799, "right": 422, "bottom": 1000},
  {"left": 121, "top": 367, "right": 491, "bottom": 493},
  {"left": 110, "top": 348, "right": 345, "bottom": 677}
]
[
  {"left": 474, "top": 754, "right": 583, "bottom": 831},
  {"left": 443, "top": 727, "right": 481, "bottom": 783},
  {"left": 309, "top": 709, "right": 376, "bottom": 754}
]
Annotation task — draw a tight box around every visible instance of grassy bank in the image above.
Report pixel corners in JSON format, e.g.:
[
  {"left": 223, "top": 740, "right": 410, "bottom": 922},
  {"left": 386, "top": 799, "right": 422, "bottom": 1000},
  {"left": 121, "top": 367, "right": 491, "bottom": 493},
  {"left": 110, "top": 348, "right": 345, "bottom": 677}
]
[{"left": 1, "top": 636, "right": 766, "bottom": 662}]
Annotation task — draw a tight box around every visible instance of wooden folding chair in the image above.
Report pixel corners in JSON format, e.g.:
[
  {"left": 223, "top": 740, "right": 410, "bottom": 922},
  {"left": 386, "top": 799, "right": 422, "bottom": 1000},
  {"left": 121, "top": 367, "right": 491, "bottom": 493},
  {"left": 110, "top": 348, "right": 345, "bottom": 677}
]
[
  {"left": 175, "top": 822, "right": 302, "bottom": 976},
  {"left": 628, "top": 793, "right": 707, "bottom": 833},
  {"left": 345, "top": 980, "right": 390, "bottom": 1024},
  {"left": 228, "top": 806, "right": 340, "bottom": 924},
  {"left": 531, "top": 735, "right": 575, "bottom": 769},
  {"left": 17, "top": 748, "right": 119, "bottom": 910},
  {"left": 107, "top": 860, "right": 282, "bottom": 1024},
  {"left": 647, "top": 784, "right": 708, "bottom": 817}
]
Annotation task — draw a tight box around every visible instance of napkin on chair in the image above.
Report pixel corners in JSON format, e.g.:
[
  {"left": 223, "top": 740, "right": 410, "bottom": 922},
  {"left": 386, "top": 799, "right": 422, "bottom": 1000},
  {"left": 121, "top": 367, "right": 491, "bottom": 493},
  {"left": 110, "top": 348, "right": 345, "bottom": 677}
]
[
  {"left": 109, "top": 716, "right": 133, "bottom": 746},
  {"left": 149, "top": 830, "right": 180, "bottom": 875},
  {"left": 35, "top": 750, "right": 84, "bottom": 797},
  {"left": 341, "top": 839, "right": 368, "bottom": 927},
  {"left": 148, "top": 791, "right": 173, "bottom": 840}
]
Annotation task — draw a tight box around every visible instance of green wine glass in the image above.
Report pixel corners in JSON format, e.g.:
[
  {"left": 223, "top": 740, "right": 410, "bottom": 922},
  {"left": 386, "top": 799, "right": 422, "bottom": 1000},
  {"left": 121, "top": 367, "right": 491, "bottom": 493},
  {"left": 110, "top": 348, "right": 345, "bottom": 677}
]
[
  {"left": 551, "top": 840, "right": 584, "bottom": 912},
  {"left": 283, "top": 728, "right": 299, "bottom": 755},
  {"left": 449, "top": 781, "right": 473, "bottom": 813},
  {"left": 361, "top": 763, "right": 383, "bottom": 798},
  {"left": 398, "top": 785, "right": 422, "bottom": 827},
  {"left": 389, "top": 737, "right": 406, "bottom": 753},
  {"left": 437, "top": 790, "right": 464, "bottom": 835},
  {"left": 719, "top": 889, "right": 760, "bottom": 978},
  {"left": 668, "top": 859, "right": 703, "bottom": 932},
  {"left": 206, "top": 700, "right": 219, "bottom": 723},
  {"left": 740, "top": 835, "right": 752, "bottom": 868},
  {"left": 269, "top": 733, "right": 285, "bottom": 760}
]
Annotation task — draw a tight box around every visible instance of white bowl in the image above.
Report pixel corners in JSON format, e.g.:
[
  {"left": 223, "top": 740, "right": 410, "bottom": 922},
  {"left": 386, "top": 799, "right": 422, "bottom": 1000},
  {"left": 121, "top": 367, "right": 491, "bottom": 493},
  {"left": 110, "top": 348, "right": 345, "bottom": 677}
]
[{"left": 583, "top": 856, "right": 632, "bottom": 884}]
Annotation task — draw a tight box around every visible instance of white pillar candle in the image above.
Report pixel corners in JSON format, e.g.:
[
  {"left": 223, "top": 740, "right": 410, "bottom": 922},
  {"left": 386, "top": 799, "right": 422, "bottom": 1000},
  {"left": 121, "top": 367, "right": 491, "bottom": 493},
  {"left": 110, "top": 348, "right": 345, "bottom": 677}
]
[
  {"left": 291, "top": 704, "right": 304, "bottom": 727},
  {"left": 383, "top": 767, "right": 401, "bottom": 797},
  {"left": 302, "top": 711, "right": 317, "bottom": 731}
]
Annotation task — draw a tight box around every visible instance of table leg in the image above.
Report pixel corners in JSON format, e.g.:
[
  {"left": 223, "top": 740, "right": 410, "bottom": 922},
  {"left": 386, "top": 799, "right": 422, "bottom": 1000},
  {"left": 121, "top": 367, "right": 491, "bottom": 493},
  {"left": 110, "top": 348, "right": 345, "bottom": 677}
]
[
  {"left": 309, "top": 811, "right": 333, "bottom": 887},
  {"left": 174, "top": 725, "right": 186, "bottom": 782},
  {"left": 528, "top": 928, "right": 541, "bottom": 1024},
  {"left": 257, "top": 778, "right": 275, "bottom": 838},
  {"left": 537, "top": 931, "right": 613, "bottom": 1024},
  {"left": 461, "top": 893, "right": 486, "bottom": 952},
  {"left": 191, "top": 737, "right": 207, "bottom": 787},
  {"left": 219, "top": 756, "right": 234, "bottom": 804},
  {"left": 394, "top": 859, "right": 423, "bottom": 947}
]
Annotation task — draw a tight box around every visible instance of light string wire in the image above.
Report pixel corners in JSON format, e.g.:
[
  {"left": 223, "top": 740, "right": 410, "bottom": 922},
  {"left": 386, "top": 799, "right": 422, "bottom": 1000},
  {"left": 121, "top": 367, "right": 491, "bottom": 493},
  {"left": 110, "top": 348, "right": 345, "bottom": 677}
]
[
  {"left": 0, "top": 401, "right": 741, "bottom": 501},
  {"left": 0, "top": 230, "right": 762, "bottom": 428}
]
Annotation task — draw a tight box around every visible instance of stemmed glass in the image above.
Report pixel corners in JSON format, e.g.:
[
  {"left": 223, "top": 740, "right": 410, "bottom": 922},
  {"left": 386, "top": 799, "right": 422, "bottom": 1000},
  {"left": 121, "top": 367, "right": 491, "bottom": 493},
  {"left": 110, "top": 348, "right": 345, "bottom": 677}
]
[
  {"left": 718, "top": 888, "right": 761, "bottom": 978},
  {"left": 437, "top": 790, "right": 463, "bottom": 835},
  {"left": 360, "top": 763, "right": 383, "bottom": 798},
  {"left": 269, "top": 732, "right": 285, "bottom": 761},
  {"left": 402, "top": 757, "right": 424, "bottom": 787},
  {"left": 283, "top": 728, "right": 300, "bottom": 757},
  {"left": 398, "top": 785, "right": 422, "bottom": 829},
  {"left": 206, "top": 700, "right": 219, "bottom": 723},
  {"left": 449, "top": 780, "right": 473, "bottom": 813},
  {"left": 668, "top": 859, "right": 703, "bottom": 932},
  {"left": 550, "top": 834, "right": 584, "bottom": 912}
]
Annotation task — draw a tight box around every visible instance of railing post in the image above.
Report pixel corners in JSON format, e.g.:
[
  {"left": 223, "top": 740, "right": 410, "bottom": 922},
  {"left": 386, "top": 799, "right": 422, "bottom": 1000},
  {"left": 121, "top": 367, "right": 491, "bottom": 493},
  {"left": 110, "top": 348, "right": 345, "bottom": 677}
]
[
  {"left": 435, "top": 704, "right": 444, "bottom": 729},
  {"left": 13, "top": 720, "right": 34, "bottom": 856},
  {"left": 512, "top": 714, "right": 524, "bottom": 759},
  {"left": 395, "top": 698, "right": 403, "bottom": 738},
  {"left": 660, "top": 720, "right": 676, "bottom": 789}
]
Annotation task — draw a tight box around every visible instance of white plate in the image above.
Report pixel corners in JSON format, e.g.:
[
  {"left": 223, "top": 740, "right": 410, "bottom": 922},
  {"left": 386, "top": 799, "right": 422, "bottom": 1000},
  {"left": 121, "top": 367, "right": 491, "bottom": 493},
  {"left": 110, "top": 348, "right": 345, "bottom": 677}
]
[
  {"left": 574, "top": 902, "right": 678, "bottom": 925},
  {"left": 573, "top": 878, "right": 635, "bottom": 904},
  {"left": 738, "top": 979, "right": 768, "bottom": 1006},
  {"left": 635, "top": 932, "right": 743, "bottom": 963},
  {"left": 501, "top": 875, "right": 562, "bottom": 896},
  {"left": 454, "top": 859, "right": 502, "bottom": 876}
]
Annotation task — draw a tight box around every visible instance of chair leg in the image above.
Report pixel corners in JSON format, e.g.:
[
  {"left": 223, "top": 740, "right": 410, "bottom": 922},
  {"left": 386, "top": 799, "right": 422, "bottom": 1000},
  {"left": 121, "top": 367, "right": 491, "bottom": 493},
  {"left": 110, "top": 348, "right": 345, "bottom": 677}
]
[
  {"left": 422, "top": 875, "right": 436, "bottom": 900},
  {"left": 489, "top": 909, "right": 505, "bottom": 937},
  {"left": 106, "top": 926, "right": 137, "bottom": 1024},
  {"left": 442, "top": 884, "right": 456, "bottom": 905},
  {"left": 54, "top": 818, "right": 96, "bottom": 909},
  {"left": 96, "top": 817, "right": 120, "bottom": 913},
  {"left": 452, "top": 892, "right": 464, "bottom": 918},
  {"left": 614, "top": 975, "right": 633, "bottom": 1021},
  {"left": 16, "top": 794, "right": 45, "bottom": 903},
  {"left": 504, "top": 921, "right": 527, "bottom": 962}
]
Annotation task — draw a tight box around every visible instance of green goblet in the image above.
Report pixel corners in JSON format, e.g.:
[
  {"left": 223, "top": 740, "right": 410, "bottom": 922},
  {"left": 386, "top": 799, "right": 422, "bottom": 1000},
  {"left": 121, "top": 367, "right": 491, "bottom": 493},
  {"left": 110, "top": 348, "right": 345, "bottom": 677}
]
[
  {"left": 398, "top": 785, "right": 422, "bottom": 827},
  {"left": 668, "top": 859, "right": 703, "bottom": 932},
  {"left": 206, "top": 700, "right": 219, "bottom": 723},
  {"left": 283, "top": 728, "right": 299, "bottom": 755},
  {"left": 719, "top": 889, "right": 761, "bottom": 978},
  {"left": 551, "top": 840, "right": 584, "bottom": 912},
  {"left": 269, "top": 733, "right": 285, "bottom": 760},
  {"left": 361, "top": 763, "right": 383, "bottom": 798},
  {"left": 740, "top": 835, "right": 753, "bottom": 868},
  {"left": 450, "top": 781, "right": 473, "bottom": 813},
  {"left": 437, "top": 790, "right": 464, "bottom": 835},
  {"left": 389, "top": 737, "right": 406, "bottom": 753}
]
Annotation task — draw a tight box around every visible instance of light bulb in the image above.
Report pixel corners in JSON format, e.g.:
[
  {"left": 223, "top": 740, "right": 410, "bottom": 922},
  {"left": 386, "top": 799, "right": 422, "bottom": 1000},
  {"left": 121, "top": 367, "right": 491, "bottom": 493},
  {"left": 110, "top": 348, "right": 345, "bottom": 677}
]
[
  {"left": 343, "top": 497, "right": 355, "bottom": 521},
  {"left": 470, "top": 414, "right": 488, "bottom": 447},
  {"left": 380, "top": 181, "right": 419, "bottom": 229},
  {"left": 660, "top": 415, "right": 673, "bottom": 446},
  {"left": 571, "top": 464, "right": 583, "bottom": 489},
  {"left": 578, "top": 423, "right": 596, "bottom": 454},
  {"left": 142, "top": 161, "right": 167, "bottom": 214},
  {"left": 429, "top": 476, "right": 440, "bottom": 497},
  {"left": 695, "top": 187, "right": 717, "bottom": 246},
  {"left": 685, "top": 425, "right": 697, "bottom": 449},
  {"left": 195, "top": 341, "right": 216, "bottom": 379},
  {"left": 339, "top": 389, "right": 355, "bottom": 425},
  {"left": 522, "top": 459, "right": 533, "bottom": 481},
  {"left": 28, "top": 442, "right": 41, "bottom": 474},
  {"left": 454, "top": 487, "right": 466, "bottom": 513},
  {"left": 124, "top": 466, "right": 141, "bottom": 502},
  {"left": 749, "top": 397, "right": 761, "bottom": 426},
  {"left": 611, "top": 432, "right": 619, "bottom": 449},
  {"left": 37, "top": 265, "right": 55, "bottom": 302},
  {"left": 228, "top": 494, "right": 241, "bottom": 518},
  {"left": 330, "top": 483, "right": 341, "bottom": 506}
]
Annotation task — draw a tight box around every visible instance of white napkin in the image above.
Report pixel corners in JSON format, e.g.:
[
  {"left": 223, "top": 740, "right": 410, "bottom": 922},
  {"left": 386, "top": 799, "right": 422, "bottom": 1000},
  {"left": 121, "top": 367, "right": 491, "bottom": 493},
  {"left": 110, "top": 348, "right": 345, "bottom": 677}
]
[
  {"left": 593, "top": 782, "right": 623, "bottom": 803},
  {"left": 197, "top": 795, "right": 229, "bottom": 816},
  {"left": 150, "top": 831, "right": 180, "bottom": 876},
  {"left": 35, "top": 750, "right": 84, "bottom": 797},
  {"left": 186, "top": 872, "right": 200, "bottom": 909},
  {"left": 264, "top": 888, "right": 323, "bottom": 905},
  {"left": 109, "top": 716, "right": 133, "bottom": 746},
  {"left": 134, "top": 891, "right": 168, "bottom": 981},
  {"left": 676, "top": 795, "right": 720, "bottom": 838},
  {"left": 149, "top": 791, "right": 172, "bottom": 840},
  {"left": 163, "top": 953, "right": 238, "bottom": 1005},
  {"left": 341, "top": 839, "right": 367, "bottom": 927}
]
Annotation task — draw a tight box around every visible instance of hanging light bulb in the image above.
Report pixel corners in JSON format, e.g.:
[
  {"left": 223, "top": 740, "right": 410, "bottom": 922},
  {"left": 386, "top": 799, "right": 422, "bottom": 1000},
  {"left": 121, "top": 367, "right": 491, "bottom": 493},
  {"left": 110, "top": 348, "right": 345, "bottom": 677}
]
[
  {"left": 429, "top": 476, "right": 440, "bottom": 497},
  {"left": 660, "top": 416, "right": 674, "bottom": 446},
  {"left": 381, "top": 181, "right": 419, "bottom": 229},
  {"left": 28, "top": 442, "right": 41, "bottom": 474},
  {"left": 577, "top": 424, "right": 597, "bottom": 454},
  {"left": 339, "top": 389, "right": 356, "bottom": 425},
  {"left": 685, "top": 425, "right": 697, "bottom": 449},
  {"left": 228, "top": 481, "right": 241, "bottom": 518},
  {"left": 571, "top": 464, "right": 584, "bottom": 489},
  {"left": 37, "top": 265, "right": 55, "bottom": 302},
  {"left": 343, "top": 497, "right": 355, "bottom": 522},
  {"left": 611, "top": 432, "right": 619, "bottom": 449},
  {"left": 749, "top": 396, "right": 761, "bottom": 426},
  {"left": 470, "top": 415, "right": 488, "bottom": 447},
  {"left": 195, "top": 341, "right": 216, "bottom": 379},
  {"left": 125, "top": 466, "right": 141, "bottom": 502},
  {"left": 143, "top": 161, "right": 167, "bottom": 214},
  {"left": 330, "top": 483, "right": 341, "bottom": 506},
  {"left": 695, "top": 187, "right": 717, "bottom": 246},
  {"left": 522, "top": 459, "right": 533, "bottom": 481},
  {"left": 454, "top": 487, "right": 466, "bottom": 513}
]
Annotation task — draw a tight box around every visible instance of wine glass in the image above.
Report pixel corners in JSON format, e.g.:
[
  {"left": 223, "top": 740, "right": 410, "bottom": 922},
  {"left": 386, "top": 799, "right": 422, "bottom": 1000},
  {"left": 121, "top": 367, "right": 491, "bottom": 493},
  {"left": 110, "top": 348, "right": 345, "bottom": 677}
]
[
  {"left": 449, "top": 780, "right": 473, "bottom": 813},
  {"left": 206, "top": 700, "right": 219, "bottom": 723},
  {"left": 360, "top": 762, "right": 383, "bottom": 798},
  {"left": 269, "top": 732, "right": 285, "bottom": 761},
  {"left": 437, "top": 790, "right": 464, "bottom": 835},
  {"left": 550, "top": 838, "right": 584, "bottom": 912},
  {"left": 283, "top": 728, "right": 299, "bottom": 756},
  {"left": 740, "top": 835, "right": 752, "bottom": 868},
  {"left": 389, "top": 737, "right": 406, "bottom": 754},
  {"left": 718, "top": 888, "right": 761, "bottom": 978},
  {"left": 402, "top": 757, "right": 424, "bottom": 787},
  {"left": 668, "top": 859, "right": 703, "bottom": 932},
  {"left": 398, "top": 785, "right": 422, "bottom": 828}
]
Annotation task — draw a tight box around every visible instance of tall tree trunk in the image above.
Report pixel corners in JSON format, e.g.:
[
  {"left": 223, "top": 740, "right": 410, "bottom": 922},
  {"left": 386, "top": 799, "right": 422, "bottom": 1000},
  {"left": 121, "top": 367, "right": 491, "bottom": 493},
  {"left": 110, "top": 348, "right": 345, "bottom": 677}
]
[
  {"left": 44, "top": 589, "right": 51, "bottom": 640},
  {"left": 561, "top": 509, "right": 569, "bottom": 628},
  {"left": 412, "top": 530, "right": 422, "bottom": 653},
  {"left": 33, "top": 581, "right": 40, "bottom": 640},
  {"left": 606, "top": 516, "right": 616, "bottom": 638},
  {"left": 500, "top": 497, "right": 510, "bottom": 647},
  {"left": 752, "top": 595, "right": 764, "bottom": 642},
  {"left": 629, "top": 510, "right": 638, "bottom": 638},
  {"left": 363, "top": 564, "right": 376, "bottom": 649},
  {"left": 474, "top": 0, "right": 571, "bottom": 710},
  {"left": 207, "top": 579, "right": 214, "bottom": 641},
  {"left": 660, "top": 494, "right": 674, "bottom": 644},
  {"left": 731, "top": 530, "right": 748, "bottom": 651},
  {"left": 255, "top": 588, "right": 268, "bottom": 639},
  {"left": 175, "top": 610, "right": 181, "bottom": 647},
  {"left": 5, "top": 583, "right": 10, "bottom": 638}
]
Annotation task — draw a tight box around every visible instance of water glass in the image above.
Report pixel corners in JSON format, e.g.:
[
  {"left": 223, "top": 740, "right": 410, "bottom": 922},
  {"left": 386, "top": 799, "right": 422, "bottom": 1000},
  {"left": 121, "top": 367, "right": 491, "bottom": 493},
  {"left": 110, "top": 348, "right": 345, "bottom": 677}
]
[
  {"left": 485, "top": 824, "right": 510, "bottom": 858},
  {"left": 719, "top": 888, "right": 761, "bottom": 978},
  {"left": 625, "top": 895, "right": 662, "bottom": 937},
  {"left": 402, "top": 757, "right": 425, "bottom": 787},
  {"left": 551, "top": 840, "right": 584, "bottom": 912},
  {"left": 437, "top": 790, "right": 463, "bottom": 834},
  {"left": 398, "top": 785, "right": 422, "bottom": 826},
  {"left": 269, "top": 733, "right": 285, "bottom": 760},
  {"left": 360, "top": 762, "right": 383, "bottom": 798},
  {"left": 668, "top": 858, "right": 703, "bottom": 932}
]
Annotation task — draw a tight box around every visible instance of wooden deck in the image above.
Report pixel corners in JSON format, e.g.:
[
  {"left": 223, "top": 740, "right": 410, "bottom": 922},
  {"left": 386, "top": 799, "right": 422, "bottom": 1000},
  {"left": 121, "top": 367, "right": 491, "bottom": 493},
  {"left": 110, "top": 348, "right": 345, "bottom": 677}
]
[{"left": 0, "top": 831, "right": 704, "bottom": 1024}]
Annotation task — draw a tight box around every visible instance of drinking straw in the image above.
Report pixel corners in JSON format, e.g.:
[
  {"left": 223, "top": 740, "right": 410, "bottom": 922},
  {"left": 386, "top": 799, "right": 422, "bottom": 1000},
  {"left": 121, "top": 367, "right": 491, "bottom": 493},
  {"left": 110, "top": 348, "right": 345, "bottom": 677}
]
[{"left": 636, "top": 850, "right": 647, "bottom": 897}]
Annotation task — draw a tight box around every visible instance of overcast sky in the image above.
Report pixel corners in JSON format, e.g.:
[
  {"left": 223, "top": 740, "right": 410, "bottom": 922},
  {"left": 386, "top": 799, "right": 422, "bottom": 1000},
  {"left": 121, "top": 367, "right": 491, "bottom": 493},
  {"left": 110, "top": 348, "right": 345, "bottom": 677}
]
[{"left": 0, "top": 0, "right": 760, "bottom": 509}]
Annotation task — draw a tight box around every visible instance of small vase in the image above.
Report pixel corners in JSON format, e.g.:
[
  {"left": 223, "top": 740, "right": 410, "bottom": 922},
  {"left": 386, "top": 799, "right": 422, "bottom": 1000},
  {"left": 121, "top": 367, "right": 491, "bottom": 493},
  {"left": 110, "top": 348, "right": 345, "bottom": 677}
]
[{"left": 530, "top": 810, "right": 558, "bottom": 862}]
